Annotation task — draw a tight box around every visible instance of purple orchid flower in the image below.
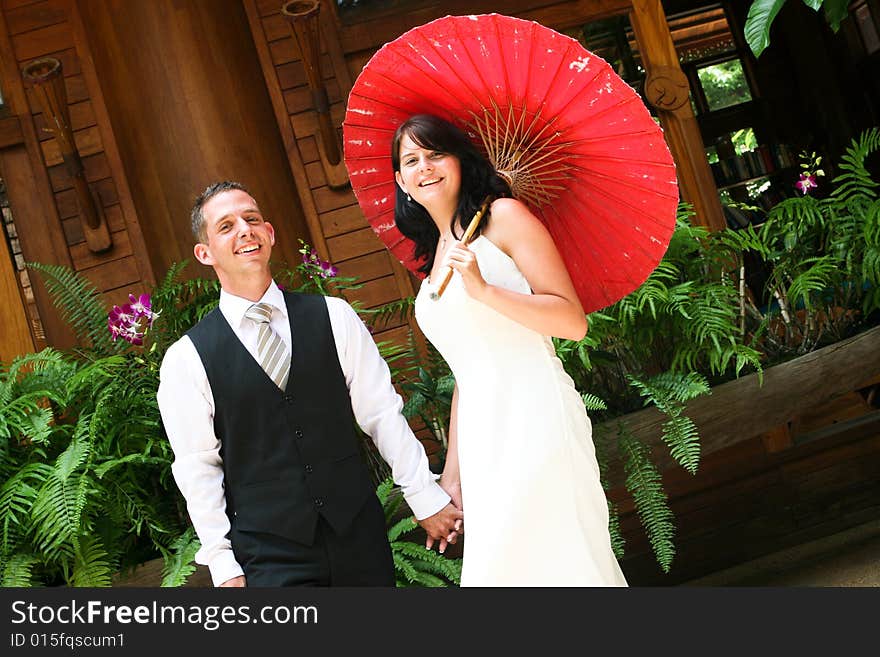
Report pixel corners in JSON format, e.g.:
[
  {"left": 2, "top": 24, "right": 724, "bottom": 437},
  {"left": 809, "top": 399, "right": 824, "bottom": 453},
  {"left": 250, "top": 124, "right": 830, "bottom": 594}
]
[
  {"left": 795, "top": 173, "right": 818, "bottom": 195},
  {"left": 108, "top": 293, "right": 158, "bottom": 344}
]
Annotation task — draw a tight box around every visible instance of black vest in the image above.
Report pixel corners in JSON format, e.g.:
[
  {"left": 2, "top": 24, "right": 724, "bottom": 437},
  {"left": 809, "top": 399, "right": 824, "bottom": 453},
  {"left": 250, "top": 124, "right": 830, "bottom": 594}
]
[{"left": 187, "top": 292, "right": 375, "bottom": 545}]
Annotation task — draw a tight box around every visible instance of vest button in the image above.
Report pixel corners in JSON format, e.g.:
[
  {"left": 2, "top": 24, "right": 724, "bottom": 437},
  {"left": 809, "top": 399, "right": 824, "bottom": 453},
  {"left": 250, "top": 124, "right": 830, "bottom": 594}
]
[
  {"left": 295, "top": 429, "right": 304, "bottom": 438},
  {"left": 305, "top": 464, "right": 313, "bottom": 473},
  {"left": 284, "top": 394, "right": 294, "bottom": 403},
  {"left": 313, "top": 497, "right": 324, "bottom": 507}
]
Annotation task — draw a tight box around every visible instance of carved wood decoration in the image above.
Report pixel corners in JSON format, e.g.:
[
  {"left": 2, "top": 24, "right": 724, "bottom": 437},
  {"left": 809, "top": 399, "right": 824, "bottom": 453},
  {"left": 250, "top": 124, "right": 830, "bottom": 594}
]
[
  {"left": 281, "top": 0, "right": 349, "bottom": 189},
  {"left": 644, "top": 65, "right": 691, "bottom": 111},
  {"left": 629, "top": 0, "right": 725, "bottom": 231},
  {"left": 21, "top": 56, "right": 112, "bottom": 253}
]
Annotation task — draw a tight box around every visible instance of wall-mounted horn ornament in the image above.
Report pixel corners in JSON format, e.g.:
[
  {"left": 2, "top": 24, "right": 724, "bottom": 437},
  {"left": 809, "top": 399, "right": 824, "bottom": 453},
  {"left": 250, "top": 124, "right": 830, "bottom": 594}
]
[
  {"left": 281, "top": 0, "right": 349, "bottom": 189},
  {"left": 22, "top": 57, "right": 112, "bottom": 253}
]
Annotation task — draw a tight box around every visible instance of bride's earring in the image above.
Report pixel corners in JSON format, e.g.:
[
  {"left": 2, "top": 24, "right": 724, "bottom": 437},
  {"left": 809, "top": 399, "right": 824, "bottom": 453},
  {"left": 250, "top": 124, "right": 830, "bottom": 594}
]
[{"left": 406, "top": 192, "right": 412, "bottom": 202}]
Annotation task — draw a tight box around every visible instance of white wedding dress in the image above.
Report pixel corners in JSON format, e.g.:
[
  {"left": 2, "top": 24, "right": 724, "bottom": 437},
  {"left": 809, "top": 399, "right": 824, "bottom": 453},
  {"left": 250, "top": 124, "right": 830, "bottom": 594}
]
[{"left": 415, "top": 235, "right": 628, "bottom": 587}]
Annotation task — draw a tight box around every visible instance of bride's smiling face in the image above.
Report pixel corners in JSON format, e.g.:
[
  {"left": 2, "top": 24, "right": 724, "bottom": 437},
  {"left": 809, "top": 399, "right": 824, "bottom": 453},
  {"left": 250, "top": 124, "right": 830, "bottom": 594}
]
[{"left": 395, "top": 133, "right": 462, "bottom": 208}]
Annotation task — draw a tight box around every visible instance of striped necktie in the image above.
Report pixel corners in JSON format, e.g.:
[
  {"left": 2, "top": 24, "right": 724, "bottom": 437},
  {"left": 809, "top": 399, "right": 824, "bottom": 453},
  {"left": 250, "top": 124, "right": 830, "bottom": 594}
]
[{"left": 244, "top": 302, "right": 290, "bottom": 390}]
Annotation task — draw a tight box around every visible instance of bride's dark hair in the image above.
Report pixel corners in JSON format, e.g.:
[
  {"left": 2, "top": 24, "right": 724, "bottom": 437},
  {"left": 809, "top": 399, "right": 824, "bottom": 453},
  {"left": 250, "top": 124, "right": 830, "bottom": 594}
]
[{"left": 392, "top": 114, "right": 511, "bottom": 275}]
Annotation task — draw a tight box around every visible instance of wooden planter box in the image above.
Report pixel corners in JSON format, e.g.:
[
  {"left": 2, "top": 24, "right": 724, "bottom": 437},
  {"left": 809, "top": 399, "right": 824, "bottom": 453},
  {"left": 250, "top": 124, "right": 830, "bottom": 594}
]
[{"left": 603, "top": 325, "right": 880, "bottom": 585}]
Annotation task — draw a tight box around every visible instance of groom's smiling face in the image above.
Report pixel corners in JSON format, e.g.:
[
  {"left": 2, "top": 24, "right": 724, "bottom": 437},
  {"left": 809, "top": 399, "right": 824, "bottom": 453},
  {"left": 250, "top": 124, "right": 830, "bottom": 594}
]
[{"left": 194, "top": 189, "right": 275, "bottom": 288}]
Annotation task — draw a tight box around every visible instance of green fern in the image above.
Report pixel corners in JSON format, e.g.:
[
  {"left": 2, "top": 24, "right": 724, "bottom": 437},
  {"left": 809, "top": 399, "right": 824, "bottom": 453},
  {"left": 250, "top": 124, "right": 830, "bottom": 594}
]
[
  {"left": 377, "top": 478, "right": 462, "bottom": 586},
  {"left": 160, "top": 527, "right": 201, "bottom": 587},
  {"left": 627, "top": 372, "right": 709, "bottom": 475},
  {"left": 71, "top": 535, "right": 114, "bottom": 587},
  {"left": 2, "top": 553, "right": 40, "bottom": 586},
  {"left": 831, "top": 127, "right": 880, "bottom": 201},
  {"left": 27, "top": 262, "right": 120, "bottom": 354},
  {"left": 618, "top": 429, "right": 676, "bottom": 573}
]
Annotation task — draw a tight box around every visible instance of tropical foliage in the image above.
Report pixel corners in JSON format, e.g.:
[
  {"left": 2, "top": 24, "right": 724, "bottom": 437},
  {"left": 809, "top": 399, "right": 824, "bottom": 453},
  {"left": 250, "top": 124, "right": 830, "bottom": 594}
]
[
  {"left": 376, "top": 477, "right": 461, "bottom": 586},
  {"left": 745, "top": 0, "right": 851, "bottom": 58}
]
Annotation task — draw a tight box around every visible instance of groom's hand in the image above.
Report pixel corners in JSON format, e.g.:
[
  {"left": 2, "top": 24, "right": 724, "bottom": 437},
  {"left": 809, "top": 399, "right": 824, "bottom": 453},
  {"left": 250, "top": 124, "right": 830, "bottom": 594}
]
[{"left": 419, "top": 502, "right": 463, "bottom": 554}]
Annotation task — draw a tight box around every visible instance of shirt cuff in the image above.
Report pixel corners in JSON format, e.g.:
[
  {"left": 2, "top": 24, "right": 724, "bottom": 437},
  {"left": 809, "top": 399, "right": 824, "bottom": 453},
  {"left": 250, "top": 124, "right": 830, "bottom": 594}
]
[
  {"left": 404, "top": 480, "right": 451, "bottom": 520},
  {"left": 208, "top": 550, "right": 245, "bottom": 587}
]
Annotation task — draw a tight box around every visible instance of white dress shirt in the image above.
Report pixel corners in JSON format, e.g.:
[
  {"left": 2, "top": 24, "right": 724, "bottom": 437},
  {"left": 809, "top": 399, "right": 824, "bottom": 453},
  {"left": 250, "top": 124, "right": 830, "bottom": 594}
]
[{"left": 157, "top": 282, "right": 449, "bottom": 586}]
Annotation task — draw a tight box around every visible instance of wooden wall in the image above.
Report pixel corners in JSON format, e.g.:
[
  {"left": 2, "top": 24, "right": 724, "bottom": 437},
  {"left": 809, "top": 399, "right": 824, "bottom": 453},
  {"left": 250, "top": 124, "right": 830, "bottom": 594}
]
[
  {"left": 76, "top": 0, "right": 311, "bottom": 282},
  {"left": 0, "top": 0, "right": 153, "bottom": 351}
]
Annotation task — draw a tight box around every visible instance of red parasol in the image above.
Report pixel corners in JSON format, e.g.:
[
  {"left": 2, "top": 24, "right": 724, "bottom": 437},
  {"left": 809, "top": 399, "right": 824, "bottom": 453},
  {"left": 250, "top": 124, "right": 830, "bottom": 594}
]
[{"left": 343, "top": 13, "right": 679, "bottom": 313}]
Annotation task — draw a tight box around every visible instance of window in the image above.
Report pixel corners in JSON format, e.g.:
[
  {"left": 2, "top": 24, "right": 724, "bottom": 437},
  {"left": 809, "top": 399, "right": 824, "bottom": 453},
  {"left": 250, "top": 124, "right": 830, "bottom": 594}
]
[{"left": 696, "top": 58, "right": 752, "bottom": 112}]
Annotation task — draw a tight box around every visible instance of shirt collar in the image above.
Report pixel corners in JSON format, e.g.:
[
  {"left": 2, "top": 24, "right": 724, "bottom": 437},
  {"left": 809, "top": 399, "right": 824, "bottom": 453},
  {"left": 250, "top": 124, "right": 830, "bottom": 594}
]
[{"left": 219, "top": 280, "right": 288, "bottom": 329}]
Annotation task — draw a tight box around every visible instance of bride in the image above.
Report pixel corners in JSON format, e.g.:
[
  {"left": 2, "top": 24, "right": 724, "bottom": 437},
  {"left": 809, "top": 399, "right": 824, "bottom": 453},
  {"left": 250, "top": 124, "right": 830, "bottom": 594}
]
[{"left": 392, "top": 114, "right": 627, "bottom": 586}]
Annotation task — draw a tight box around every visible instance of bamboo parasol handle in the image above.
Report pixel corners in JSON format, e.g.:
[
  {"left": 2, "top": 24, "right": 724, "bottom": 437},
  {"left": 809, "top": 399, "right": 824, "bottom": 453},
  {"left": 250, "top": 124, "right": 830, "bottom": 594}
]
[{"left": 430, "top": 198, "right": 492, "bottom": 300}]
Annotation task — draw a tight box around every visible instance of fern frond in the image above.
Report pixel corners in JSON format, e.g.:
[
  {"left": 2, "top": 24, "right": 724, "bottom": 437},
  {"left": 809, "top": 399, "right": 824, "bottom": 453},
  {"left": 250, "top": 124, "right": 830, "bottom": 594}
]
[
  {"left": 160, "top": 527, "right": 201, "bottom": 587},
  {"left": 618, "top": 429, "right": 675, "bottom": 572},
  {"left": 27, "top": 263, "right": 118, "bottom": 354},
  {"left": 831, "top": 127, "right": 880, "bottom": 200},
  {"left": 582, "top": 392, "right": 607, "bottom": 412},
  {"left": 607, "top": 499, "right": 625, "bottom": 560},
  {"left": 70, "top": 535, "right": 114, "bottom": 587},
  {"left": 387, "top": 515, "right": 418, "bottom": 543},
  {"left": 358, "top": 297, "right": 415, "bottom": 327},
  {"left": 628, "top": 372, "right": 708, "bottom": 474},
  {"left": 1, "top": 553, "right": 40, "bottom": 586}
]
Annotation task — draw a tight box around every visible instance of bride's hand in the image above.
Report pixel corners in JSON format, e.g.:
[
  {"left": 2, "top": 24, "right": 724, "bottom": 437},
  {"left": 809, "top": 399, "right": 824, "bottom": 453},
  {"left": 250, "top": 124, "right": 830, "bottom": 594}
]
[
  {"left": 444, "top": 244, "right": 487, "bottom": 301},
  {"left": 439, "top": 475, "right": 463, "bottom": 535}
]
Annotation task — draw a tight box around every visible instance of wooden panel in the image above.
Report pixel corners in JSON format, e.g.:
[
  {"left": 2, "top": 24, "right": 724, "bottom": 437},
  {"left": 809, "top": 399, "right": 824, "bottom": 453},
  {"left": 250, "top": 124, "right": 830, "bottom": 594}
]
[
  {"left": 326, "top": 226, "right": 383, "bottom": 262},
  {"left": 77, "top": 0, "right": 310, "bottom": 280},
  {"left": 33, "top": 99, "right": 95, "bottom": 136},
  {"left": 5, "top": 0, "right": 66, "bottom": 35},
  {"left": 4, "top": 0, "right": 47, "bottom": 11},
  {"left": 299, "top": 135, "right": 318, "bottom": 163},
  {"left": 320, "top": 204, "right": 368, "bottom": 238},
  {"left": 0, "top": 114, "right": 23, "bottom": 147},
  {"left": 11, "top": 20, "right": 71, "bottom": 59},
  {"left": 255, "top": 0, "right": 278, "bottom": 18},
  {"left": 283, "top": 77, "right": 342, "bottom": 115},
  {"left": 79, "top": 253, "right": 140, "bottom": 291},
  {"left": 336, "top": 249, "right": 394, "bottom": 283},
  {"left": 268, "top": 35, "right": 299, "bottom": 66},
  {"left": 61, "top": 201, "right": 124, "bottom": 244},
  {"left": 0, "top": 146, "right": 77, "bottom": 348},
  {"left": 304, "top": 160, "right": 326, "bottom": 189},
  {"left": 276, "top": 60, "right": 307, "bottom": 89},
  {"left": 343, "top": 274, "right": 399, "bottom": 309},
  {"left": 372, "top": 324, "right": 411, "bottom": 351},
  {"left": 790, "top": 393, "right": 872, "bottom": 438},
  {"left": 313, "top": 185, "right": 356, "bottom": 213},
  {"left": 100, "top": 279, "right": 148, "bottom": 310},
  {"left": 25, "top": 74, "right": 88, "bottom": 113},
  {"left": 289, "top": 102, "right": 345, "bottom": 139},
  {"left": 0, "top": 224, "right": 35, "bottom": 362},
  {"left": 39, "top": 123, "right": 102, "bottom": 165},
  {"left": 336, "top": 0, "right": 631, "bottom": 55},
  {"left": 54, "top": 176, "right": 117, "bottom": 219},
  {"left": 260, "top": 12, "right": 288, "bottom": 43},
  {"left": 48, "top": 150, "right": 110, "bottom": 191},
  {"left": 70, "top": 227, "right": 130, "bottom": 270}
]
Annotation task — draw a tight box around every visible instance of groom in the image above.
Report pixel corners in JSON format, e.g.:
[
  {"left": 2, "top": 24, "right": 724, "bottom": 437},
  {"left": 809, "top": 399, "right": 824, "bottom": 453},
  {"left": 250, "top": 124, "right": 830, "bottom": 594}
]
[{"left": 157, "top": 181, "right": 461, "bottom": 587}]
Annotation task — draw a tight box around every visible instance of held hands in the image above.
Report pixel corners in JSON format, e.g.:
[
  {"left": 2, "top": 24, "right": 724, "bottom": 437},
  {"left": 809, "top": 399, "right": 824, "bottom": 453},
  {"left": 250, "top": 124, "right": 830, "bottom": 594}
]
[
  {"left": 443, "top": 243, "right": 487, "bottom": 301},
  {"left": 418, "top": 501, "right": 463, "bottom": 554}
]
